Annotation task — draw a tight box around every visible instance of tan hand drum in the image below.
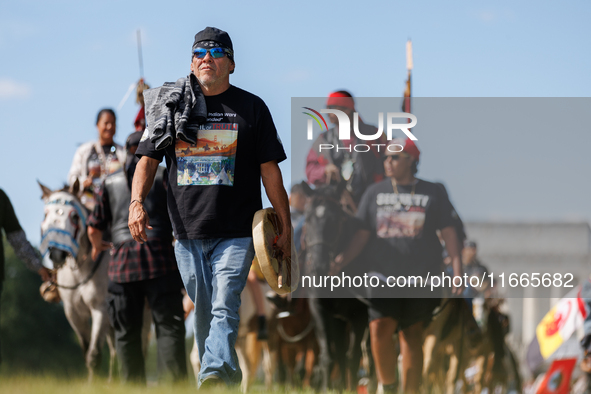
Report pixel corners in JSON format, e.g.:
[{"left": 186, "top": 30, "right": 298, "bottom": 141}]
[{"left": 252, "top": 208, "right": 299, "bottom": 294}]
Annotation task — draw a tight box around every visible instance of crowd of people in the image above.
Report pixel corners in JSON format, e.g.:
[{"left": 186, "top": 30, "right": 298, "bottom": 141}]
[
  {"left": 2, "top": 26, "right": 290, "bottom": 386},
  {"left": 0, "top": 25, "right": 533, "bottom": 393},
  {"left": 302, "top": 91, "right": 476, "bottom": 393}
]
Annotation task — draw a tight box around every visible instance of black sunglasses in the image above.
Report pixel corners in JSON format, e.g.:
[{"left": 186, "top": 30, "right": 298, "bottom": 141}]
[{"left": 193, "top": 47, "right": 233, "bottom": 59}]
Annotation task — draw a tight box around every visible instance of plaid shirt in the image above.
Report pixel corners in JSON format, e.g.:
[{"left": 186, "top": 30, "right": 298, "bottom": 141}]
[{"left": 88, "top": 180, "right": 178, "bottom": 284}]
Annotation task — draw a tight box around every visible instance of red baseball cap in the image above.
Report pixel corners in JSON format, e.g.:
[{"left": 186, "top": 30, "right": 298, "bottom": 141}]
[
  {"left": 387, "top": 138, "right": 420, "bottom": 161},
  {"left": 326, "top": 91, "right": 355, "bottom": 110}
]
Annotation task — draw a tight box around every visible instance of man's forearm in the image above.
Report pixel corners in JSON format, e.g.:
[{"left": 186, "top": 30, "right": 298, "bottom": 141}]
[
  {"left": 87, "top": 226, "right": 103, "bottom": 251},
  {"left": 6, "top": 230, "right": 42, "bottom": 272},
  {"left": 341, "top": 229, "right": 370, "bottom": 266},
  {"left": 441, "top": 226, "right": 463, "bottom": 276},
  {"left": 330, "top": 229, "right": 369, "bottom": 275},
  {"left": 128, "top": 156, "right": 159, "bottom": 243},
  {"left": 131, "top": 156, "right": 159, "bottom": 202}
]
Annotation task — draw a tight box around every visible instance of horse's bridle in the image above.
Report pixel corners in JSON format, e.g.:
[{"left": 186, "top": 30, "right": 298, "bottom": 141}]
[
  {"left": 40, "top": 192, "right": 88, "bottom": 260},
  {"left": 41, "top": 191, "right": 103, "bottom": 290},
  {"left": 50, "top": 251, "right": 105, "bottom": 290}
]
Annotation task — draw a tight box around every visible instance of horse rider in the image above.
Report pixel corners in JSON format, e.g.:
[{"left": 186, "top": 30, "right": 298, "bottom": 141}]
[
  {"left": 305, "top": 91, "right": 385, "bottom": 212},
  {"left": 68, "top": 108, "right": 126, "bottom": 211},
  {"left": 331, "top": 138, "right": 464, "bottom": 393},
  {"left": 87, "top": 131, "right": 187, "bottom": 383},
  {"left": 129, "top": 26, "right": 291, "bottom": 388}
]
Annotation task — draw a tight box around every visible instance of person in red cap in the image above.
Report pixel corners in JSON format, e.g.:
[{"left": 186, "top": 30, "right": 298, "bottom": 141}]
[
  {"left": 331, "top": 138, "right": 464, "bottom": 393},
  {"left": 305, "top": 90, "right": 385, "bottom": 210}
]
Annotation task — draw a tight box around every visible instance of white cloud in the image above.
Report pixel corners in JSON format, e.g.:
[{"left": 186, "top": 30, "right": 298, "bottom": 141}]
[{"left": 0, "top": 78, "right": 32, "bottom": 100}]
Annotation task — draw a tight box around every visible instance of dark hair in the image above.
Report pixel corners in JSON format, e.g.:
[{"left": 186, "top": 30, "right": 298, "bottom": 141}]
[
  {"left": 411, "top": 160, "right": 419, "bottom": 175},
  {"left": 464, "top": 240, "right": 478, "bottom": 249},
  {"left": 291, "top": 183, "right": 305, "bottom": 195},
  {"left": 290, "top": 181, "right": 313, "bottom": 197},
  {"left": 96, "top": 108, "right": 116, "bottom": 125}
]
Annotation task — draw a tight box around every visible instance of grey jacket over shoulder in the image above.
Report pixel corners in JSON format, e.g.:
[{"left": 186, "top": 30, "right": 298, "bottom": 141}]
[{"left": 142, "top": 74, "right": 207, "bottom": 151}]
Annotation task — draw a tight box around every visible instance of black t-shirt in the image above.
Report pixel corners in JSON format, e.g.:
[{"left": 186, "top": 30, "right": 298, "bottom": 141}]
[
  {"left": 356, "top": 178, "right": 456, "bottom": 277},
  {"left": 136, "top": 85, "right": 286, "bottom": 239}
]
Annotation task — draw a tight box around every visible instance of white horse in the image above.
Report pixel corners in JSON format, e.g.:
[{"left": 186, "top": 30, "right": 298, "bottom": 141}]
[{"left": 39, "top": 180, "right": 116, "bottom": 381}]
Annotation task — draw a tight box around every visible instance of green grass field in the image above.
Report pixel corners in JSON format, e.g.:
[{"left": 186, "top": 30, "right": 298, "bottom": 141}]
[
  {"left": 0, "top": 339, "right": 285, "bottom": 394},
  {"left": 0, "top": 376, "right": 194, "bottom": 394},
  {"left": 0, "top": 375, "right": 306, "bottom": 394},
  {"left": 0, "top": 338, "right": 206, "bottom": 393}
]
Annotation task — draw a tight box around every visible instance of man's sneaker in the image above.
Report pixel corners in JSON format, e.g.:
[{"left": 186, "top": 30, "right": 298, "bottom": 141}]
[{"left": 200, "top": 374, "right": 224, "bottom": 390}]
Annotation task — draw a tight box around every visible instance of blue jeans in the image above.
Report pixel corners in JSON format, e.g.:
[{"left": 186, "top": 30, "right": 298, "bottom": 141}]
[{"left": 175, "top": 238, "right": 254, "bottom": 387}]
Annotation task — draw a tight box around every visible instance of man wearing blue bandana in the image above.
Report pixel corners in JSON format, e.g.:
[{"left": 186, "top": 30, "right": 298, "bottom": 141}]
[{"left": 129, "top": 27, "right": 292, "bottom": 388}]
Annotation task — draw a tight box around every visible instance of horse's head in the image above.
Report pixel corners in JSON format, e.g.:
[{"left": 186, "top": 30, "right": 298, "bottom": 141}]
[
  {"left": 38, "top": 180, "right": 89, "bottom": 269},
  {"left": 303, "top": 183, "right": 351, "bottom": 275}
]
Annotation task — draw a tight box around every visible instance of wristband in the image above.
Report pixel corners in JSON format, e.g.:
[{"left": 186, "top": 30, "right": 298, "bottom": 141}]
[{"left": 129, "top": 199, "right": 143, "bottom": 207}]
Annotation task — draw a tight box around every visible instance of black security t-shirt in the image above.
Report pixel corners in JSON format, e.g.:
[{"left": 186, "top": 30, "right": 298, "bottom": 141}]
[
  {"left": 356, "top": 178, "right": 456, "bottom": 277},
  {"left": 136, "top": 85, "right": 286, "bottom": 239}
]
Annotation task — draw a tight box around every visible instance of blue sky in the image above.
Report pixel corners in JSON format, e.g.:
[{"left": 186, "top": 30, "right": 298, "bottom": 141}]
[{"left": 1, "top": 0, "right": 590, "bottom": 245}]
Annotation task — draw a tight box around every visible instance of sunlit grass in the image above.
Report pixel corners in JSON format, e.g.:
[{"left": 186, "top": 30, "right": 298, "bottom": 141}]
[
  {"left": 0, "top": 374, "right": 241, "bottom": 394},
  {"left": 0, "top": 374, "right": 320, "bottom": 394}
]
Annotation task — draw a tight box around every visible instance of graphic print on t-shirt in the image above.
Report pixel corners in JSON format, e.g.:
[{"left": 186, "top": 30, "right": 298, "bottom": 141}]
[
  {"left": 175, "top": 123, "right": 238, "bottom": 186},
  {"left": 376, "top": 192, "right": 429, "bottom": 238}
]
